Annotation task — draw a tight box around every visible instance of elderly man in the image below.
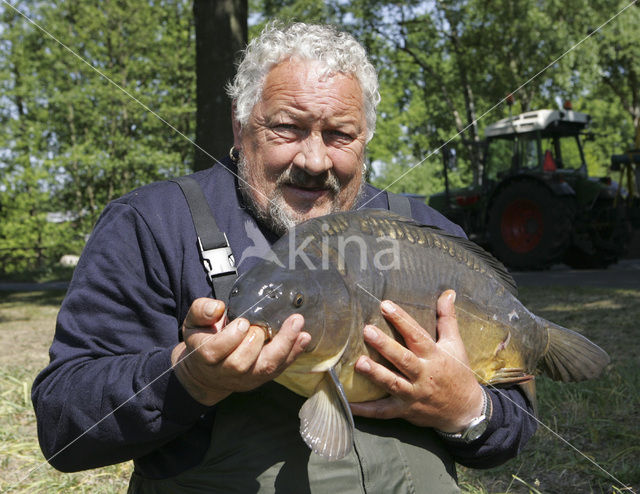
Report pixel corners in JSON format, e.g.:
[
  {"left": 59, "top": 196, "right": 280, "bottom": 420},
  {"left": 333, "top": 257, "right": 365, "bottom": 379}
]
[{"left": 33, "top": 22, "right": 536, "bottom": 493}]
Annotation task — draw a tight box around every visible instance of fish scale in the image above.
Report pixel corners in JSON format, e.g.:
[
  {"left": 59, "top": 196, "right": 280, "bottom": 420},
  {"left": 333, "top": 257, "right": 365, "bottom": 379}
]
[
  {"left": 362, "top": 214, "right": 498, "bottom": 279},
  {"left": 228, "top": 209, "right": 610, "bottom": 460}
]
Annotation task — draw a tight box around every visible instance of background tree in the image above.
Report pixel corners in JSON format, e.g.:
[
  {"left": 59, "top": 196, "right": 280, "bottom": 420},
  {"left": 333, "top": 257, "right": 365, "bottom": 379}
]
[
  {"left": 193, "top": 0, "right": 247, "bottom": 170},
  {"left": 0, "top": 3, "right": 57, "bottom": 274},
  {"left": 589, "top": 0, "right": 640, "bottom": 143},
  {"left": 0, "top": 0, "right": 195, "bottom": 276},
  {"left": 343, "top": 0, "right": 599, "bottom": 192}
]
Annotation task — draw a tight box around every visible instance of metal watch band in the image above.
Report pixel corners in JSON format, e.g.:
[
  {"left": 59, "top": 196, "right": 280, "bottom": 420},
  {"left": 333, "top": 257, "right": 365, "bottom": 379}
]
[{"left": 435, "top": 387, "right": 492, "bottom": 443}]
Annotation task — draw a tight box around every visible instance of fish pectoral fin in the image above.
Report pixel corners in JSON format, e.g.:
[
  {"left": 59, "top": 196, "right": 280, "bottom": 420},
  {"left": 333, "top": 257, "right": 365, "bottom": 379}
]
[
  {"left": 486, "top": 369, "right": 538, "bottom": 417},
  {"left": 298, "top": 367, "right": 355, "bottom": 461},
  {"left": 486, "top": 367, "right": 534, "bottom": 386}
]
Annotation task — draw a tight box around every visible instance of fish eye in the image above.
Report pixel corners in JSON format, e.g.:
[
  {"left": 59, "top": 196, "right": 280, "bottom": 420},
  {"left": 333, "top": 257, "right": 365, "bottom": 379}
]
[
  {"left": 292, "top": 292, "right": 304, "bottom": 308},
  {"left": 230, "top": 287, "right": 239, "bottom": 296}
]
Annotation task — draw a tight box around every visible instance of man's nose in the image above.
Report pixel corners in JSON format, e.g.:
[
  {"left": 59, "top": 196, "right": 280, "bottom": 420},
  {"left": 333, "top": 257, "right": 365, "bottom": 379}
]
[{"left": 292, "top": 132, "right": 332, "bottom": 175}]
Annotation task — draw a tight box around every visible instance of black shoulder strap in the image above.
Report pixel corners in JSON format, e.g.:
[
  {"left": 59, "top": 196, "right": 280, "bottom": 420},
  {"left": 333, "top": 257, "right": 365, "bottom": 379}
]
[
  {"left": 171, "top": 176, "right": 237, "bottom": 302},
  {"left": 387, "top": 192, "right": 412, "bottom": 218}
]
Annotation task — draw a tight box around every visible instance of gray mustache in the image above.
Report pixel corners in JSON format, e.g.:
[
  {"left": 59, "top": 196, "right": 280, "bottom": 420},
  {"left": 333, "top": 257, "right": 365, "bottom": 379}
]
[{"left": 278, "top": 168, "right": 341, "bottom": 193}]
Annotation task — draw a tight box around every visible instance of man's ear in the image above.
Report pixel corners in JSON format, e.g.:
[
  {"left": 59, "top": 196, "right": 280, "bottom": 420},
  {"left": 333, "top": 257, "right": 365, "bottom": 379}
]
[{"left": 231, "top": 103, "right": 242, "bottom": 149}]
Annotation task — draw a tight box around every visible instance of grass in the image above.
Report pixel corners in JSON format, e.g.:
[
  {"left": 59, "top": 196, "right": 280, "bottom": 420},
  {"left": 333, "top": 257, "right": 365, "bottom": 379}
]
[
  {"left": 0, "top": 286, "right": 638, "bottom": 493},
  {"left": 0, "top": 291, "right": 132, "bottom": 493}
]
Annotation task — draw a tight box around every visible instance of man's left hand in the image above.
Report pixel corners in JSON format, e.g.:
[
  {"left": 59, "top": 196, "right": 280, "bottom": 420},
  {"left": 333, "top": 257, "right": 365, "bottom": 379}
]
[{"left": 350, "top": 290, "right": 485, "bottom": 433}]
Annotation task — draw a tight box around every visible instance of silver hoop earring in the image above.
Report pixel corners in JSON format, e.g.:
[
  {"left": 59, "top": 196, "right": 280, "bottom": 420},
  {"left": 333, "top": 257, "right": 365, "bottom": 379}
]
[{"left": 229, "top": 146, "right": 239, "bottom": 163}]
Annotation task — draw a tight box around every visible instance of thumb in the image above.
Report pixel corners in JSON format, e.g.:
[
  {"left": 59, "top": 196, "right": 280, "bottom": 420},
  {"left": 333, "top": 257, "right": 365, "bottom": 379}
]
[{"left": 184, "top": 298, "right": 226, "bottom": 330}]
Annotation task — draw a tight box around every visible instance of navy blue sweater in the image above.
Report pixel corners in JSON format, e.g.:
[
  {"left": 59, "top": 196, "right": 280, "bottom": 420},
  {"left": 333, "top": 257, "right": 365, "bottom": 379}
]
[{"left": 32, "top": 159, "right": 536, "bottom": 478}]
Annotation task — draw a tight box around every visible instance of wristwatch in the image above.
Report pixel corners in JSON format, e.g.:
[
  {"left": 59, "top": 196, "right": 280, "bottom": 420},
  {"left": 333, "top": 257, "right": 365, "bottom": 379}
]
[{"left": 436, "top": 387, "right": 492, "bottom": 443}]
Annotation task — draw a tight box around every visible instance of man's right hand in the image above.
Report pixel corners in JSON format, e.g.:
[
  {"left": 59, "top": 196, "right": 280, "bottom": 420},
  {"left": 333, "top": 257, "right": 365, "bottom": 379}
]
[{"left": 171, "top": 297, "right": 311, "bottom": 406}]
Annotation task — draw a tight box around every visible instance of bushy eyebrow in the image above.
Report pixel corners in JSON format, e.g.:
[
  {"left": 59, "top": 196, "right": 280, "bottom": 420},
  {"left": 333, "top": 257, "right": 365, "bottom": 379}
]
[{"left": 267, "top": 109, "right": 362, "bottom": 132}]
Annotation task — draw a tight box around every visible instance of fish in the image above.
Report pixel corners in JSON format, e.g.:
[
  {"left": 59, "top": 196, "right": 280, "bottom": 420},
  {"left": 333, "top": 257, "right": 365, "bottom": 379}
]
[{"left": 227, "top": 209, "right": 610, "bottom": 460}]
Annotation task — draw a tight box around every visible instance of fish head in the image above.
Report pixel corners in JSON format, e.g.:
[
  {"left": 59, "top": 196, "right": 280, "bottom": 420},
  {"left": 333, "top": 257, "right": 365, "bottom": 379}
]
[{"left": 227, "top": 261, "right": 350, "bottom": 351}]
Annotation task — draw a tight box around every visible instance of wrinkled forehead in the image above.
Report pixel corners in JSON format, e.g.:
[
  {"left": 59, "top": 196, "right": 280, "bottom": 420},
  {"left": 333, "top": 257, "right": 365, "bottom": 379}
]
[{"left": 255, "top": 59, "right": 365, "bottom": 121}]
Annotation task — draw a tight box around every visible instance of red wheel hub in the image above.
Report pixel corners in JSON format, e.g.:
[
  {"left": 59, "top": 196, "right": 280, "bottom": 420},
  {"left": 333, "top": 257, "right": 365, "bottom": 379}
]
[{"left": 500, "top": 199, "right": 543, "bottom": 253}]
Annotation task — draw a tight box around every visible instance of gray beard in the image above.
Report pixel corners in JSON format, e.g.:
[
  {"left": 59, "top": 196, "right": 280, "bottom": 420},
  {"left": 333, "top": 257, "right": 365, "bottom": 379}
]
[{"left": 237, "top": 155, "right": 365, "bottom": 236}]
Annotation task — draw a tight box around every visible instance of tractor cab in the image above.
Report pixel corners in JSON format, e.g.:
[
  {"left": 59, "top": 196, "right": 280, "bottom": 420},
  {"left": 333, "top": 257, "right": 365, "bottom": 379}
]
[{"left": 483, "top": 108, "right": 590, "bottom": 183}]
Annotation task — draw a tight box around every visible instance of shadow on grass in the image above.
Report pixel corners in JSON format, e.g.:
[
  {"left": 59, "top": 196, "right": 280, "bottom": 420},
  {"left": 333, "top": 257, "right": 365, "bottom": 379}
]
[
  {"left": 518, "top": 286, "right": 640, "bottom": 360},
  {"left": 0, "top": 290, "right": 67, "bottom": 309}
]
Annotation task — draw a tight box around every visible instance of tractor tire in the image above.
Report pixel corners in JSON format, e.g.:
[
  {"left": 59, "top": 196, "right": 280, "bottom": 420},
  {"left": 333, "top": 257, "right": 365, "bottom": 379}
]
[
  {"left": 563, "top": 200, "right": 632, "bottom": 269},
  {"left": 488, "top": 181, "right": 574, "bottom": 270}
]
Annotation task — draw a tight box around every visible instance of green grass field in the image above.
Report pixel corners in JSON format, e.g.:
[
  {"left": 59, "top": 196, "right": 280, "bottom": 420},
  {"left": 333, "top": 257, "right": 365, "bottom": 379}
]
[{"left": 0, "top": 286, "right": 638, "bottom": 493}]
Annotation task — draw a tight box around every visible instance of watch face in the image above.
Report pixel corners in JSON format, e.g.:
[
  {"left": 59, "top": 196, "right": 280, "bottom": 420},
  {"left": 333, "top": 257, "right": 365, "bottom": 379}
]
[{"left": 463, "top": 416, "right": 488, "bottom": 442}]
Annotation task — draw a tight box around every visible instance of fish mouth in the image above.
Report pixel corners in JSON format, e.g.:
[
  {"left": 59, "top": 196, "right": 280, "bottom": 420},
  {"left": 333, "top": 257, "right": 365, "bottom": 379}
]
[
  {"left": 251, "top": 322, "right": 274, "bottom": 342},
  {"left": 227, "top": 304, "right": 274, "bottom": 343}
]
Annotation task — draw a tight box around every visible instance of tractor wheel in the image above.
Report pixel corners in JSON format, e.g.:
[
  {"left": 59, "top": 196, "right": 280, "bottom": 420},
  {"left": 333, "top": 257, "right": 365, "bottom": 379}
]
[
  {"left": 563, "top": 200, "right": 632, "bottom": 269},
  {"left": 488, "top": 181, "right": 574, "bottom": 270}
]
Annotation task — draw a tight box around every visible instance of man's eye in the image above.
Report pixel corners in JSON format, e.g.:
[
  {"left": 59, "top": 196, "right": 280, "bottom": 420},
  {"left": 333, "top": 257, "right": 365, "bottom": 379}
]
[
  {"left": 275, "top": 123, "right": 299, "bottom": 131},
  {"left": 327, "top": 130, "right": 354, "bottom": 142}
]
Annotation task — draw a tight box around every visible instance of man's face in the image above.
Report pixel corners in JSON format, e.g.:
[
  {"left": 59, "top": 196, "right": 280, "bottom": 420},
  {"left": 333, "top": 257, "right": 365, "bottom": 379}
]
[{"left": 234, "top": 59, "right": 368, "bottom": 234}]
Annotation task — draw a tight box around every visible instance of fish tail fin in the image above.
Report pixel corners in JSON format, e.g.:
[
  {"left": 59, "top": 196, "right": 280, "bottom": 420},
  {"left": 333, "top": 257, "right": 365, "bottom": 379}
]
[
  {"left": 298, "top": 368, "right": 354, "bottom": 460},
  {"left": 539, "top": 320, "right": 610, "bottom": 382}
]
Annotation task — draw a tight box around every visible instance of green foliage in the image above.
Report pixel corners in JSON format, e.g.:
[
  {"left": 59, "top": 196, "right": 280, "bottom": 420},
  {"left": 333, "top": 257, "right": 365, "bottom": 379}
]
[
  {"left": 587, "top": 0, "right": 640, "bottom": 133},
  {"left": 0, "top": 0, "right": 194, "bottom": 277}
]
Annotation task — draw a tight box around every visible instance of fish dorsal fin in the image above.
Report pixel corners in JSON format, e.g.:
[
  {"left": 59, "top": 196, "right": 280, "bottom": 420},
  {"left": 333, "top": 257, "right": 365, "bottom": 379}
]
[
  {"left": 436, "top": 229, "right": 518, "bottom": 296},
  {"left": 362, "top": 209, "right": 518, "bottom": 296},
  {"left": 298, "top": 367, "right": 355, "bottom": 460}
]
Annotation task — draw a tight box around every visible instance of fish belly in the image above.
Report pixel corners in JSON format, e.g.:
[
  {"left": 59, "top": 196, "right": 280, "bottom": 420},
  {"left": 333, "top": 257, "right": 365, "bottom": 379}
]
[{"left": 275, "top": 337, "right": 388, "bottom": 402}]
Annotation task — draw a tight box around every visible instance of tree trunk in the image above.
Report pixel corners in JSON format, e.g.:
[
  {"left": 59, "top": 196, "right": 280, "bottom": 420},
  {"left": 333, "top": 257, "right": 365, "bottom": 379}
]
[
  {"left": 441, "top": 6, "right": 482, "bottom": 186},
  {"left": 193, "top": 0, "right": 247, "bottom": 171}
]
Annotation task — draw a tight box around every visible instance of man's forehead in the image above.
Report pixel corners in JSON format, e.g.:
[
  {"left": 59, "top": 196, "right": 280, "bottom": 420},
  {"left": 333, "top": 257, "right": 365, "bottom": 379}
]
[
  {"left": 258, "top": 60, "right": 365, "bottom": 122},
  {"left": 266, "top": 57, "right": 351, "bottom": 82}
]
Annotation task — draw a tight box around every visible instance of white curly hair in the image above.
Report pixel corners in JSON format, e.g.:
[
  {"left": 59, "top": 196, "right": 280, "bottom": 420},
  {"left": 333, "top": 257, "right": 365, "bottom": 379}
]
[{"left": 226, "top": 21, "right": 380, "bottom": 143}]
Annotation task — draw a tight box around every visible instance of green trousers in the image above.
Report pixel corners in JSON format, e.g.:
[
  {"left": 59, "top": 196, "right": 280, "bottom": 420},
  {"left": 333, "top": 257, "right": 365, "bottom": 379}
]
[{"left": 128, "top": 383, "right": 460, "bottom": 494}]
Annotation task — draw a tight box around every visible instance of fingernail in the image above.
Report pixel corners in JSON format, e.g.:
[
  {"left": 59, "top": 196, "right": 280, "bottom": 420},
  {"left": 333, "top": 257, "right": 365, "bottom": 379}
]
[
  {"left": 356, "top": 357, "right": 371, "bottom": 372},
  {"left": 299, "top": 332, "right": 312, "bottom": 348},
  {"left": 364, "top": 325, "right": 378, "bottom": 342},
  {"left": 291, "top": 315, "right": 304, "bottom": 332},
  {"left": 447, "top": 290, "right": 457, "bottom": 303},
  {"left": 237, "top": 319, "right": 249, "bottom": 333},
  {"left": 381, "top": 301, "right": 395, "bottom": 314},
  {"left": 204, "top": 301, "right": 218, "bottom": 317}
]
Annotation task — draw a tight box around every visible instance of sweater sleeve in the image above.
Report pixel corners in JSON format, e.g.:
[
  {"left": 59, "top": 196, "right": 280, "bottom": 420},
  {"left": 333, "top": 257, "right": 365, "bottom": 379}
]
[{"left": 31, "top": 201, "right": 211, "bottom": 472}]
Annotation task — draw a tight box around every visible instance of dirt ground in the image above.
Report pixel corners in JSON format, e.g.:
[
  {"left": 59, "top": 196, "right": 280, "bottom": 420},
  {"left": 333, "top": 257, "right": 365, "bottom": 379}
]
[{"left": 0, "top": 291, "right": 62, "bottom": 369}]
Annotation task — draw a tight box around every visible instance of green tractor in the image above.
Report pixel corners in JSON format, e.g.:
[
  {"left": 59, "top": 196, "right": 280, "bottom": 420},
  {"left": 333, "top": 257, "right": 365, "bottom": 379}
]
[{"left": 428, "top": 106, "right": 631, "bottom": 270}]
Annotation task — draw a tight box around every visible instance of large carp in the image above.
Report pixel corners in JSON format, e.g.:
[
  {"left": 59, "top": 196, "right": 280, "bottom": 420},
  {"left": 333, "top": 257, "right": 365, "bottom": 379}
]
[{"left": 227, "top": 209, "right": 609, "bottom": 460}]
